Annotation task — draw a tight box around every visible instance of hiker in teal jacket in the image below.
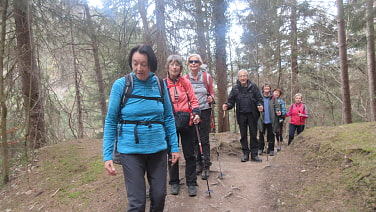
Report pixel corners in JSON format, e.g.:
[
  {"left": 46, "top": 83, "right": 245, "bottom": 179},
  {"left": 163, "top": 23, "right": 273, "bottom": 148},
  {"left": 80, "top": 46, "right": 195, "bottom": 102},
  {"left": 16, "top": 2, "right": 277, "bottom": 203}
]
[
  {"left": 103, "top": 45, "right": 179, "bottom": 212},
  {"left": 258, "top": 84, "right": 281, "bottom": 156}
]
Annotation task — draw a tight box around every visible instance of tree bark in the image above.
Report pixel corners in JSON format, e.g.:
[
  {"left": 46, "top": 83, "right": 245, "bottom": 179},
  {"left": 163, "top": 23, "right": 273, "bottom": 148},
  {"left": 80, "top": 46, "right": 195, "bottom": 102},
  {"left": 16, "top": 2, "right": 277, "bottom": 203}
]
[
  {"left": 366, "top": 0, "right": 376, "bottom": 122},
  {"left": 155, "top": 0, "right": 168, "bottom": 77},
  {"left": 14, "top": 0, "right": 46, "bottom": 148},
  {"left": 0, "top": 0, "right": 9, "bottom": 184},
  {"left": 83, "top": 1, "right": 107, "bottom": 129},
  {"left": 69, "top": 5, "right": 83, "bottom": 139},
  {"left": 337, "top": 0, "right": 352, "bottom": 124},
  {"left": 213, "top": 0, "right": 228, "bottom": 132},
  {"left": 138, "top": 0, "right": 152, "bottom": 46},
  {"left": 290, "top": 0, "right": 299, "bottom": 100},
  {"left": 195, "top": 0, "right": 207, "bottom": 63}
]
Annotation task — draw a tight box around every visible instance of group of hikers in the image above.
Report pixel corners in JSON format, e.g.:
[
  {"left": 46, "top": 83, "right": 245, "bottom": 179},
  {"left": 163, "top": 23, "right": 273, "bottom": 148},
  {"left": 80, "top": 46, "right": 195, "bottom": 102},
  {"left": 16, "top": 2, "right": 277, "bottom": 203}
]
[{"left": 102, "top": 44, "right": 309, "bottom": 211}]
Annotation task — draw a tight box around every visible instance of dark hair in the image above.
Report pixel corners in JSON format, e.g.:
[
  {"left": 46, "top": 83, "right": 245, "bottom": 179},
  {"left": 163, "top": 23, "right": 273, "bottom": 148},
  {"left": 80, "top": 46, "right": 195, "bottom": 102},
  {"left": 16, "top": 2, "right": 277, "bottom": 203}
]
[
  {"left": 261, "top": 83, "right": 271, "bottom": 90},
  {"left": 273, "top": 88, "right": 283, "bottom": 96},
  {"left": 128, "top": 44, "right": 157, "bottom": 73}
]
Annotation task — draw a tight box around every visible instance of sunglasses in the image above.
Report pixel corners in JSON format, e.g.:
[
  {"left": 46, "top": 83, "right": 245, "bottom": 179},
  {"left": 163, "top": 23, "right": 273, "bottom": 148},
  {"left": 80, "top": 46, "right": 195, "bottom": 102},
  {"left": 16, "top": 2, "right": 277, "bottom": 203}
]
[{"left": 188, "top": 60, "right": 200, "bottom": 64}]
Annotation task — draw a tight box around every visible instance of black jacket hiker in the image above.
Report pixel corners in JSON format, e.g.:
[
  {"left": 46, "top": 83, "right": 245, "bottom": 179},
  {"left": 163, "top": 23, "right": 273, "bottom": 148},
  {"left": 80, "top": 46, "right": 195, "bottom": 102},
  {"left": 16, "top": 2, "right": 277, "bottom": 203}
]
[{"left": 225, "top": 80, "right": 263, "bottom": 159}]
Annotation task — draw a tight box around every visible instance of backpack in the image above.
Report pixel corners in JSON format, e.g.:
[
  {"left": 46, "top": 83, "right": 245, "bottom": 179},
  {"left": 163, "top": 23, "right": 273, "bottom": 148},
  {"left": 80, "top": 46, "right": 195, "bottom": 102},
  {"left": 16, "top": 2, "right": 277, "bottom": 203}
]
[
  {"left": 113, "top": 73, "right": 165, "bottom": 164},
  {"left": 120, "top": 73, "right": 164, "bottom": 108},
  {"left": 290, "top": 103, "right": 306, "bottom": 115},
  {"left": 185, "top": 71, "right": 211, "bottom": 96}
]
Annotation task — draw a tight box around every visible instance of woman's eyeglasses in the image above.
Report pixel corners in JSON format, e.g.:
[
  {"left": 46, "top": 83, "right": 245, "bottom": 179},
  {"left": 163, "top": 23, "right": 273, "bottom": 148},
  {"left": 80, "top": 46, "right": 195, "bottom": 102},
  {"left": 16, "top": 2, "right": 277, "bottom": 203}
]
[{"left": 188, "top": 60, "right": 200, "bottom": 64}]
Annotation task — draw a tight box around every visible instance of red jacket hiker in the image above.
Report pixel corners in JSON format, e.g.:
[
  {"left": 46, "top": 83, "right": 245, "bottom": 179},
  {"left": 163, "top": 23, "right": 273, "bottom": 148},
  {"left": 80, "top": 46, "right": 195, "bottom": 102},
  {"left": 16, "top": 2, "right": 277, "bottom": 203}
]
[
  {"left": 286, "top": 103, "right": 309, "bottom": 125},
  {"left": 165, "top": 74, "right": 200, "bottom": 117}
]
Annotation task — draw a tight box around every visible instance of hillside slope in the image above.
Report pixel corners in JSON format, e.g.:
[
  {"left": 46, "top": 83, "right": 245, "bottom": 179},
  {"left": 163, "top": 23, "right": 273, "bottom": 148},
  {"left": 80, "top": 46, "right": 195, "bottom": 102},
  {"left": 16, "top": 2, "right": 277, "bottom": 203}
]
[{"left": 0, "top": 123, "right": 375, "bottom": 211}]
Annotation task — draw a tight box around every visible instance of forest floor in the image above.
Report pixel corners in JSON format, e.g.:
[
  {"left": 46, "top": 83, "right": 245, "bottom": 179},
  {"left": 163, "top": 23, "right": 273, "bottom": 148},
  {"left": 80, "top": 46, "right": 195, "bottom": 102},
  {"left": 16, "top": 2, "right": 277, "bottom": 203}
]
[{"left": 0, "top": 122, "right": 375, "bottom": 212}]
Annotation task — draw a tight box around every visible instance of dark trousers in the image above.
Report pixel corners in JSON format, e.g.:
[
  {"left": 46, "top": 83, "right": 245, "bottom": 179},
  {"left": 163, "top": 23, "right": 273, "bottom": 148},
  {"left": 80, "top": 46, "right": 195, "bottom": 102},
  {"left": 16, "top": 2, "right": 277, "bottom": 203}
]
[
  {"left": 288, "top": 123, "right": 305, "bottom": 145},
  {"left": 258, "top": 123, "right": 275, "bottom": 152},
  {"left": 238, "top": 112, "right": 259, "bottom": 157},
  {"left": 168, "top": 126, "right": 197, "bottom": 186},
  {"left": 120, "top": 150, "right": 167, "bottom": 212},
  {"left": 194, "top": 109, "right": 212, "bottom": 168},
  {"left": 275, "top": 121, "right": 284, "bottom": 142}
]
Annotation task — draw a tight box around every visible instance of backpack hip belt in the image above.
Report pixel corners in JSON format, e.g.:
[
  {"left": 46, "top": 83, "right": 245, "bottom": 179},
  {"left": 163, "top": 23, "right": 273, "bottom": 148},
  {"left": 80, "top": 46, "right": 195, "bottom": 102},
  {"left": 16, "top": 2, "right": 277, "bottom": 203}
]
[{"left": 119, "top": 120, "right": 164, "bottom": 144}]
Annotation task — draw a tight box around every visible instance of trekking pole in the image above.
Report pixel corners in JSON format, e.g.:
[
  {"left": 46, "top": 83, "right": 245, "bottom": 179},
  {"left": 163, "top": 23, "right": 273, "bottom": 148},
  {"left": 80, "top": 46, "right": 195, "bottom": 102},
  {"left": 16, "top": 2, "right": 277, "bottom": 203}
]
[
  {"left": 195, "top": 124, "right": 212, "bottom": 197},
  {"left": 214, "top": 111, "right": 227, "bottom": 179}
]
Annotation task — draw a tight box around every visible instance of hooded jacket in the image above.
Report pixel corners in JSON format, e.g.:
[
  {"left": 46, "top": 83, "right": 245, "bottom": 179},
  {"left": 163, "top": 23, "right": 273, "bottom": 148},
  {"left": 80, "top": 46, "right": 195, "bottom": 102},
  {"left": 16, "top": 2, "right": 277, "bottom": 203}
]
[{"left": 225, "top": 79, "right": 263, "bottom": 121}]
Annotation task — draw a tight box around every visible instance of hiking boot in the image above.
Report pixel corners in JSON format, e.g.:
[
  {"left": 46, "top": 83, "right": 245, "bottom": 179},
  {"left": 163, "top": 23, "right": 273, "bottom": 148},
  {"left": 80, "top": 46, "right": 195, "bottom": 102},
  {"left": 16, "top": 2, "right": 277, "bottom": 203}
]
[
  {"left": 241, "top": 154, "right": 249, "bottom": 162},
  {"left": 196, "top": 163, "right": 202, "bottom": 175},
  {"left": 269, "top": 151, "right": 275, "bottom": 156},
  {"left": 201, "top": 168, "right": 209, "bottom": 180},
  {"left": 251, "top": 155, "right": 262, "bottom": 162},
  {"left": 170, "top": 184, "right": 179, "bottom": 195},
  {"left": 188, "top": 185, "right": 197, "bottom": 197}
]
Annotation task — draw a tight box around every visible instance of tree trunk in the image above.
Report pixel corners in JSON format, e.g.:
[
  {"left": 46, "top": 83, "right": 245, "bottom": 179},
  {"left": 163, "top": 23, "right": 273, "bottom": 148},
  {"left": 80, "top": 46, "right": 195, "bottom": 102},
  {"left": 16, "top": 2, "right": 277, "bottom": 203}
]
[
  {"left": 0, "top": 0, "right": 9, "bottom": 184},
  {"left": 83, "top": 1, "right": 107, "bottom": 129},
  {"left": 14, "top": 0, "right": 46, "bottom": 149},
  {"left": 337, "top": 0, "right": 352, "bottom": 124},
  {"left": 155, "top": 0, "right": 168, "bottom": 77},
  {"left": 290, "top": 0, "right": 299, "bottom": 100},
  {"left": 69, "top": 6, "right": 83, "bottom": 139},
  {"left": 138, "top": 0, "right": 152, "bottom": 46},
  {"left": 213, "top": 0, "right": 228, "bottom": 132},
  {"left": 366, "top": 0, "right": 376, "bottom": 122},
  {"left": 195, "top": 0, "right": 207, "bottom": 63}
]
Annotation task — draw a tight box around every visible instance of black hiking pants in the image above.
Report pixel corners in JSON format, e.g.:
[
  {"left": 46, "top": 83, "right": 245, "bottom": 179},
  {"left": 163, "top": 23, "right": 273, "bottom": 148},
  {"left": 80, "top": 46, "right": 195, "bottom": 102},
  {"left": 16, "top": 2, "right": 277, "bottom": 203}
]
[
  {"left": 275, "top": 121, "right": 284, "bottom": 142},
  {"left": 168, "top": 126, "right": 197, "bottom": 186},
  {"left": 238, "top": 112, "right": 259, "bottom": 157},
  {"left": 194, "top": 108, "right": 212, "bottom": 168},
  {"left": 258, "top": 123, "right": 275, "bottom": 152},
  {"left": 288, "top": 123, "right": 305, "bottom": 145},
  {"left": 120, "top": 150, "right": 167, "bottom": 212}
]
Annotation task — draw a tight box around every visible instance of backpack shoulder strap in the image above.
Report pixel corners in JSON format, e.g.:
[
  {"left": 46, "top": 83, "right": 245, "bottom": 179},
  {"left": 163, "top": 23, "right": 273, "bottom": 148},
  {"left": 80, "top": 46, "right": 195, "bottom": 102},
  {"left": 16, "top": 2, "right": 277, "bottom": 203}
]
[
  {"left": 302, "top": 103, "right": 306, "bottom": 113},
  {"left": 120, "top": 74, "right": 133, "bottom": 109},
  {"left": 155, "top": 76, "right": 164, "bottom": 99},
  {"left": 121, "top": 74, "right": 165, "bottom": 107},
  {"left": 163, "top": 78, "right": 175, "bottom": 113},
  {"left": 202, "top": 71, "right": 210, "bottom": 92}
]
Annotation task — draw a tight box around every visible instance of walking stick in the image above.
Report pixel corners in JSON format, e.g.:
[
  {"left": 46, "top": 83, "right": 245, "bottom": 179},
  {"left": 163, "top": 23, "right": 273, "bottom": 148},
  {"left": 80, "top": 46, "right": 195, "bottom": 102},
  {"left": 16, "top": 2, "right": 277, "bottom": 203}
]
[
  {"left": 195, "top": 124, "right": 212, "bottom": 197},
  {"left": 214, "top": 111, "right": 227, "bottom": 179}
]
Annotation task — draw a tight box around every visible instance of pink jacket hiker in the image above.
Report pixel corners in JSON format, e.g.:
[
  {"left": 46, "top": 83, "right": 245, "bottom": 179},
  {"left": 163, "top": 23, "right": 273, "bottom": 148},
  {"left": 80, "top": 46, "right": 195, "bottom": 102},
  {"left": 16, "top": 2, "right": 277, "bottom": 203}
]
[{"left": 286, "top": 103, "right": 309, "bottom": 125}]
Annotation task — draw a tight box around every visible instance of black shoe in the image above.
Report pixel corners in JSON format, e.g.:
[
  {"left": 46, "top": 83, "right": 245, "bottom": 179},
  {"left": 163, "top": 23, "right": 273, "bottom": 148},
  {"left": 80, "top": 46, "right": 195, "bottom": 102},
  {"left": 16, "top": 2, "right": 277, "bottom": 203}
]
[
  {"left": 170, "top": 184, "right": 179, "bottom": 195},
  {"left": 241, "top": 154, "right": 249, "bottom": 162},
  {"left": 201, "top": 169, "right": 209, "bottom": 180},
  {"left": 188, "top": 185, "right": 197, "bottom": 196},
  {"left": 196, "top": 163, "right": 202, "bottom": 175},
  {"left": 269, "top": 151, "right": 275, "bottom": 156},
  {"left": 251, "top": 156, "right": 262, "bottom": 162}
]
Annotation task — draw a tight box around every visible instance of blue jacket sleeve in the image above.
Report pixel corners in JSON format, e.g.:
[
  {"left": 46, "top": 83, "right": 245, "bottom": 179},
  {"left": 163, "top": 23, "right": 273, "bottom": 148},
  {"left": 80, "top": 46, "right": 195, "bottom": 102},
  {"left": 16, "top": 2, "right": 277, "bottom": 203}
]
[{"left": 103, "top": 78, "right": 124, "bottom": 161}]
